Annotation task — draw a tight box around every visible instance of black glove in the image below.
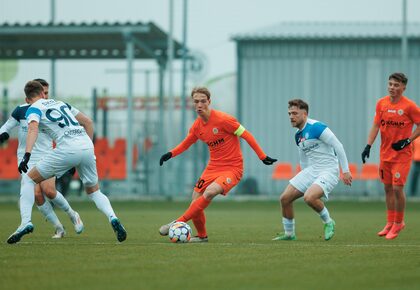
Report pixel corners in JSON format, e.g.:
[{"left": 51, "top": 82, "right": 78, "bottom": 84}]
[
  {"left": 262, "top": 156, "right": 277, "bottom": 165},
  {"left": 18, "top": 152, "right": 31, "bottom": 174},
  {"left": 392, "top": 138, "right": 411, "bottom": 151},
  {"left": 361, "top": 144, "right": 371, "bottom": 163},
  {"left": 159, "top": 152, "right": 172, "bottom": 166},
  {"left": 0, "top": 132, "right": 9, "bottom": 144}
]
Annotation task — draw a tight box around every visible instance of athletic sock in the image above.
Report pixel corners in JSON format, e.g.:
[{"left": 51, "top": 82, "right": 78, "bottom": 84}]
[
  {"left": 88, "top": 190, "right": 116, "bottom": 222},
  {"left": 387, "top": 210, "right": 396, "bottom": 223},
  {"left": 319, "top": 207, "right": 332, "bottom": 224},
  {"left": 282, "top": 217, "right": 295, "bottom": 236},
  {"left": 19, "top": 174, "right": 35, "bottom": 227},
  {"left": 395, "top": 211, "right": 404, "bottom": 223},
  {"left": 177, "top": 195, "right": 211, "bottom": 222},
  {"left": 192, "top": 210, "right": 207, "bottom": 238},
  {"left": 37, "top": 201, "right": 62, "bottom": 228},
  {"left": 51, "top": 191, "right": 75, "bottom": 217}
]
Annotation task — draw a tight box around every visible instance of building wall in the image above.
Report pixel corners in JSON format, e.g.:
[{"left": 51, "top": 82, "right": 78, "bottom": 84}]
[{"left": 237, "top": 39, "right": 420, "bottom": 195}]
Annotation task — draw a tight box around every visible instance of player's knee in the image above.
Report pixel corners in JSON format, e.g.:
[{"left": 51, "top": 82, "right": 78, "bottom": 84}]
[
  {"left": 303, "top": 194, "right": 314, "bottom": 205},
  {"left": 34, "top": 192, "right": 45, "bottom": 205},
  {"left": 279, "top": 193, "right": 290, "bottom": 205}
]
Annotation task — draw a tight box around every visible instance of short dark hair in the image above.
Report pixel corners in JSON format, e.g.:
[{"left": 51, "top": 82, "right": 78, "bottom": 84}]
[
  {"left": 24, "top": 81, "right": 44, "bottom": 100},
  {"left": 191, "top": 87, "right": 211, "bottom": 100},
  {"left": 33, "top": 78, "right": 49, "bottom": 87},
  {"left": 389, "top": 72, "right": 408, "bottom": 85},
  {"left": 288, "top": 99, "right": 309, "bottom": 113}
]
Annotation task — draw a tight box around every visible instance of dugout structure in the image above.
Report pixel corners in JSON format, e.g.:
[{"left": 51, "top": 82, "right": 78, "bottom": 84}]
[{"left": 0, "top": 21, "right": 184, "bottom": 194}]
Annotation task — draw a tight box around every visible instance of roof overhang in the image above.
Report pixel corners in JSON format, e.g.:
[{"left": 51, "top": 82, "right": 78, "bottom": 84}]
[{"left": 0, "top": 22, "right": 183, "bottom": 60}]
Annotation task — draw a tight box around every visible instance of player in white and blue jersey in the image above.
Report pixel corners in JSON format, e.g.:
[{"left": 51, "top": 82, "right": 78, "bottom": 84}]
[
  {"left": 6, "top": 80, "right": 126, "bottom": 244},
  {"left": 273, "top": 99, "right": 352, "bottom": 241},
  {"left": 0, "top": 79, "right": 83, "bottom": 239}
]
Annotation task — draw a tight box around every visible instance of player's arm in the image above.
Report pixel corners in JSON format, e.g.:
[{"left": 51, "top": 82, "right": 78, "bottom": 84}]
[
  {"left": 66, "top": 103, "right": 94, "bottom": 141},
  {"left": 0, "top": 107, "right": 22, "bottom": 143},
  {"left": 319, "top": 128, "right": 352, "bottom": 186},
  {"left": 159, "top": 131, "right": 198, "bottom": 166},
  {"left": 74, "top": 112, "right": 94, "bottom": 141},
  {"left": 361, "top": 123, "right": 379, "bottom": 163},
  {"left": 392, "top": 101, "right": 420, "bottom": 150},
  {"left": 18, "top": 106, "right": 42, "bottom": 173},
  {"left": 237, "top": 126, "right": 277, "bottom": 165},
  {"left": 0, "top": 118, "right": 19, "bottom": 144}
]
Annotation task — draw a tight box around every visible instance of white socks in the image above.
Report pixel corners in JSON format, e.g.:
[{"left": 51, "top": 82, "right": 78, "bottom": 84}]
[
  {"left": 319, "top": 207, "right": 332, "bottom": 224},
  {"left": 88, "top": 190, "right": 116, "bottom": 222},
  {"left": 282, "top": 217, "right": 295, "bottom": 236},
  {"left": 51, "top": 191, "right": 75, "bottom": 217},
  {"left": 37, "top": 201, "right": 62, "bottom": 229},
  {"left": 19, "top": 174, "right": 35, "bottom": 227}
]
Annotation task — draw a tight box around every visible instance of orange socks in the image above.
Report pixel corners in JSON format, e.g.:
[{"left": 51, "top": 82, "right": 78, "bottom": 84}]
[
  {"left": 387, "top": 210, "right": 396, "bottom": 224},
  {"left": 177, "top": 195, "right": 211, "bottom": 223},
  {"left": 192, "top": 211, "right": 207, "bottom": 238},
  {"left": 395, "top": 211, "right": 404, "bottom": 223}
]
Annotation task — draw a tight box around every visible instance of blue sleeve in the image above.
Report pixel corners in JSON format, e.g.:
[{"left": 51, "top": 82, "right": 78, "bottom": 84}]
[
  {"left": 311, "top": 122, "right": 327, "bottom": 139},
  {"left": 25, "top": 107, "right": 42, "bottom": 119},
  {"left": 11, "top": 106, "right": 21, "bottom": 122}
]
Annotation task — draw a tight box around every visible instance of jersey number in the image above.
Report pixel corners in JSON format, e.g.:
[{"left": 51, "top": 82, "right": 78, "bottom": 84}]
[
  {"left": 196, "top": 178, "right": 205, "bottom": 189},
  {"left": 46, "top": 105, "right": 79, "bottom": 128}
]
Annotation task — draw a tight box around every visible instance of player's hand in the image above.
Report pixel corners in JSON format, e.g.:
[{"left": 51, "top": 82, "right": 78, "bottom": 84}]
[
  {"left": 159, "top": 152, "right": 172, "bottom": 166},
  {"left": 392, "top": 138, "right": 411, "bottom": 151},
  {"left": 361, "top": 144, "right": 371, "bottom": 163},
  {"left": 18, "top": 152, "right": 31, "bottom": 174},
  {"left": 342, "top": 172, "right": 352, "bottom": 186},
  {"left": 262, "top": 156, "right": 277, "bottom": 165},
  {"left": 0, "top": 132, "right": 9, "bottom": 144}
]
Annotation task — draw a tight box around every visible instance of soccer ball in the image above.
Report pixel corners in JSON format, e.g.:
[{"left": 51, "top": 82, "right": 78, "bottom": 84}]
[{"left": 168, "top": 222, "right": 192, "bottom": 243}]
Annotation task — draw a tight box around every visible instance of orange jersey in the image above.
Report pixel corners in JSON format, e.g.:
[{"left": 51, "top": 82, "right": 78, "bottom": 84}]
[
  {"left": 373, "top": 96, "right": 420, "bottom": 162},
  {"left": 171, "top": 109, "right": 267, "bottom": 172},
  {"left": 172, "top": 110, "right": 244, "bottom": 171}
]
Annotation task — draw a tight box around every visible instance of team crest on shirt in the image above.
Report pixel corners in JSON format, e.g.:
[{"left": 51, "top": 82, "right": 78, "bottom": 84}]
[
  {"left": 226, "top": 177, "right": 232, "bottom": 184},
  {"left": 212, "top": 128, "right": 219, "bottom": 134},
  {"left": 395, "top": 172, "right": 401, "bottom": 179},
  {"left": 397, "top": 109, "right": 404, "bottom": 116}
]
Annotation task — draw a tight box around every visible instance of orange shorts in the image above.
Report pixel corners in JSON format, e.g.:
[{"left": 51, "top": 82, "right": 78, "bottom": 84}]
[
  {"left": 379, "top": 161, "right": 411, "bottom": 186},
  {"left": 194, "top": 168, "right": 242, "bottom": 195}
]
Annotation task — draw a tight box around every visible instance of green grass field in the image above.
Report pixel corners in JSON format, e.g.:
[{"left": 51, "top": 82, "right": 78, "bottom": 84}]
[{"left": 0, "top": 200, "right": 419, "bottom": 290}]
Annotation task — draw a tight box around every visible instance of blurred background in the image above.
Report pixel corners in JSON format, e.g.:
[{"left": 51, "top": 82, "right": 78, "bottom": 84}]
[{"left": 0, "top": 0, "right": 419, "bottom": 199}]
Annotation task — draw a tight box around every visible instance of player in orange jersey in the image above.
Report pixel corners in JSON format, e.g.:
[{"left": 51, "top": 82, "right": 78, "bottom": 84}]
[
  {"left": 362, "top": 72, "right": 420, "bottom": 240},
  {"left": 158, "top": 87, "right": 277, "bottom": 242}
]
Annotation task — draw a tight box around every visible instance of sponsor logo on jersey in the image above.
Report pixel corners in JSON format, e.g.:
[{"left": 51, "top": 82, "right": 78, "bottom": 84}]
[
  {"left": 301, "top": 142, "right": 320, "bottom": 153},
  {"left": 380, "top": 119, "right": 405, "bottom": 128},
  {"left": 212, "top": 128, "right": 219, "bottom": 134},
  {"left": 207, "top": 138, "right": 224, "bottom": 147},
  {"left": 64, "top": 128, "right": 86, "bottom": 137}
]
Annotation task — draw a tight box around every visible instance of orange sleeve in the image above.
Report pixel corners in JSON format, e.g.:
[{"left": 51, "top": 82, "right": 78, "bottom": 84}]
[
  {"left": 170, "top": 129, "right": 198, "bottom": 157},
  {"left": 240, "top": 130, "right": 266, "bottom": 160},
  {"left": 373, "top": 99, "right": 382, "bottom": 125}
]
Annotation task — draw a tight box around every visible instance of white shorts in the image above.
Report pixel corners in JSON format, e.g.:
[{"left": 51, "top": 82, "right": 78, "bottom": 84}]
[
  {"left": 36, "top": 148, "right": 98, "bottom": 187},
  {"left": 289, "top": 166, "right": 339, "bottom": 199}
]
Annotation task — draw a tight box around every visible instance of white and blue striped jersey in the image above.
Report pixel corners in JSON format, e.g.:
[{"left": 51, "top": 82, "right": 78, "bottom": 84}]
[
  {"left": 26, "top": 99, "right": 93, "bottom": 151},
  {"left": 0, "top": 104, "right": 52, "bottom": 163},
  {"left": 295, "top": 118, "right": 349, "bottom": 173}
]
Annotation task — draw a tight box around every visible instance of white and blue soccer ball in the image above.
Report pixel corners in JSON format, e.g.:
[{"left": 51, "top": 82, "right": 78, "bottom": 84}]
[{"left": 169, "top": 222, "right": 192, "bottom": 243}]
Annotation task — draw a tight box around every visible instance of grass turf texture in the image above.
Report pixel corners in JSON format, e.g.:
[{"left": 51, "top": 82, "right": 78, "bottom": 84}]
[{"left": 0, "top": 200, "right": 419, "bottom": 290}]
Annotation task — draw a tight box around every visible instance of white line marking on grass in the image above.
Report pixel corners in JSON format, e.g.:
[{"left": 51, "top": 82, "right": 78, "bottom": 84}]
[{"left": 13, "top": 241, "right": 420, "bottom": 248}]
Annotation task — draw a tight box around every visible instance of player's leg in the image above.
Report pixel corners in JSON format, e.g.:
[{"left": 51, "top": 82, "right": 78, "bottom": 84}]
[
  {"left": 378, "top": 161, "right": 396, "bottom": 236},
  {"left": 7, "top": 167, "right": 46, "bottom": 244},
  {"left": 78, "top": 149, "right": 126, "bottom": 242},
  {"left": 304, "top": 171, "right": 338, "bottom": 241},
  {"left": 386, "top": 162, "right": 410, "bottom": 240},
  {"left": 273, "top": 184, "right": 303, "bottom": 241},
  {"left": 35, "top": 185, "right": 66, "bottom": 238},
  {"left": 190, "top": 191, "right": 207, "bottom": 240},
  {"left": 40, "top": 177, "right": 83, "bottom": 234}
]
